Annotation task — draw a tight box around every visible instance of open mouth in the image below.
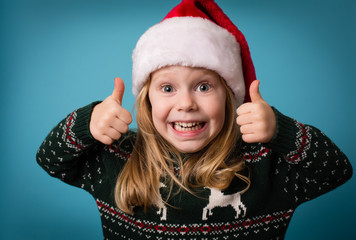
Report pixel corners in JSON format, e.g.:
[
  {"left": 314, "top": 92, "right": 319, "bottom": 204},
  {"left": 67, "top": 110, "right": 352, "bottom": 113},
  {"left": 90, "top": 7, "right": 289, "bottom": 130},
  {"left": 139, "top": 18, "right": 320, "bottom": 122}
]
[{"left": 172, "top": 122, "right": 205, "bottom": 132}]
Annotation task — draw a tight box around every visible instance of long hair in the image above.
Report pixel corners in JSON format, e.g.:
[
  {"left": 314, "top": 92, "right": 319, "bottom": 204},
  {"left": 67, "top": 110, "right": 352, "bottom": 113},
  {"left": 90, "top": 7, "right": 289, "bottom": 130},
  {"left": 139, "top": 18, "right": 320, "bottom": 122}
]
[{"left": 114, "top": 76, "right": 250, "bottom": 215}]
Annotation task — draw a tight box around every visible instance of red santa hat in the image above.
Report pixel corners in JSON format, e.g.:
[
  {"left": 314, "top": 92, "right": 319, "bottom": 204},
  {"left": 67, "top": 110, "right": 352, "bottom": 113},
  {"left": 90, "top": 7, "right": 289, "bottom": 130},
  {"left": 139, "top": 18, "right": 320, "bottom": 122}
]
[{"left": 132, "top": 0, "right": 256, "bottom": 105}]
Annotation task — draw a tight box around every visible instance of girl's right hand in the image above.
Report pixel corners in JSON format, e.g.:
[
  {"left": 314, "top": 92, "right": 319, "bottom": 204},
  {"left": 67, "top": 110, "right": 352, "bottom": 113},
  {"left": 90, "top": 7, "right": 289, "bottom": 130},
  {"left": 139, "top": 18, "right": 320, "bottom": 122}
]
[{"left": 89, "top": 77, "right": 133, "bottom": 145}]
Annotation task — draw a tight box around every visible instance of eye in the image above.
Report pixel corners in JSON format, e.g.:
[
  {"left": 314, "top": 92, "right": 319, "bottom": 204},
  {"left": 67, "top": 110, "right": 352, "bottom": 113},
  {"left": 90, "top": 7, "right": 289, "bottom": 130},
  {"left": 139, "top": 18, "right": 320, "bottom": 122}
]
[
  {"left": 161, "top": 85, "right": 175, "bottom": 93},
  {"left": 196, "top": 83, "right": 211, "bottom": 92}
]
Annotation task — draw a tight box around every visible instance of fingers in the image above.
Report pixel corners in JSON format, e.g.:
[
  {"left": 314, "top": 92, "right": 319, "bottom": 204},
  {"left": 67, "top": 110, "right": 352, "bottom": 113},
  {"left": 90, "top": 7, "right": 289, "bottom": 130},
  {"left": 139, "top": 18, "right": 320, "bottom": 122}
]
[
  {"left": 94, "top": 128, "right": 122, "bottom": 146},
  {"left": 111, "top": 77, "right": 125, "bottom": 104},
  {"left": 93, "top": 118, "right": 130, "bottom": 145},
  {"left": 115, "top": 106, "right": 133, "bottom": 125},
  {"left": 89, "top": 77, "right": 133, "bottom": 145},
  {"left": 236, "top": 80, "right": 265, "bottom": 115},
  {"left": 90, "top": 108, "right": 132, "bottom": 145},
  {"left": 236, "top": 102, "right": 253, "bottom": 116},
  {"left": 100, "top": 104, "right": 132, "bottom": 132},
  {"left": 236, "top": 80, "right": 276, "bottom": 143},
  {"left": 235, "top": 112, "right": 253, "bottom": 126},
  {"left": 239, "top": 121, "right": 271, "bottom": 143}
]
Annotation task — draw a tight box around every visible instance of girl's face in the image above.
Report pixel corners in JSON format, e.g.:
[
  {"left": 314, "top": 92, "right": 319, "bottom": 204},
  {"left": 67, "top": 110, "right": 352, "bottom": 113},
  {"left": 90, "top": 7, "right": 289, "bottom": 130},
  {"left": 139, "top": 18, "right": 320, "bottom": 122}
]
[{"left": 148, "top": 66, "right": 227, "bottom": 153}]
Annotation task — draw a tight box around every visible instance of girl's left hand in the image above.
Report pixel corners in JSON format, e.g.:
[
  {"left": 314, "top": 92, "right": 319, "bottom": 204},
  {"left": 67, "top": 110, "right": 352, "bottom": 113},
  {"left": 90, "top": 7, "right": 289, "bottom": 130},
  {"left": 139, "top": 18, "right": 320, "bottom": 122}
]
[{"left": 236, "top": 80, "right": 276, "bottom": 143}]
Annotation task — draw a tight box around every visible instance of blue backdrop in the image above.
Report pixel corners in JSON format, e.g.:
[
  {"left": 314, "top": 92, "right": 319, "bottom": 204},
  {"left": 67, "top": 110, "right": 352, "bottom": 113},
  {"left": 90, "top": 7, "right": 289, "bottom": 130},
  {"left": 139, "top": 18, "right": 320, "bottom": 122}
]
[{"left": 1, "top": 0, "right": 355, "bottom": 239}]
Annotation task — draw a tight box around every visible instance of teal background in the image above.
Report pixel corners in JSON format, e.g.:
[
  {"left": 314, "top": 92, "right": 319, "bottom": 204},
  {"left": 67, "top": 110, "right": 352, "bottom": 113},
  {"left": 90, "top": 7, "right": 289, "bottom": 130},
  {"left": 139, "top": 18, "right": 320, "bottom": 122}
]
[{"left": 1, "top": 0, "right": 355, "bottom": 239}]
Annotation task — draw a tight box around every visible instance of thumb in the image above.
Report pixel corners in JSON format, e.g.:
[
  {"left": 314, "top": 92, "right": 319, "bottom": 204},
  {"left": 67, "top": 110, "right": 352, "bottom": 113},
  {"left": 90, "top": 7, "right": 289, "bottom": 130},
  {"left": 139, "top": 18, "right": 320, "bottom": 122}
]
[
  {"left": 111, "top": 77, "right": 125, "bottom": 104},
  {"left": 249, "top": 80, "right": 263, "bottom": 103}
]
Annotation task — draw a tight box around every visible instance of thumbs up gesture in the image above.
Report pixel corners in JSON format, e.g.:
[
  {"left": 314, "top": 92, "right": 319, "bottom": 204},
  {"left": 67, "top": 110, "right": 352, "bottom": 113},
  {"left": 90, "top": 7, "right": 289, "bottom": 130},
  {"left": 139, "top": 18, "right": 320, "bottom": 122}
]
[
  {"left": 236, "top": 80, "right": 276, "bottom": 143},
  {"left": 89, "top": 77, "right": 133, "bottom": 145}
]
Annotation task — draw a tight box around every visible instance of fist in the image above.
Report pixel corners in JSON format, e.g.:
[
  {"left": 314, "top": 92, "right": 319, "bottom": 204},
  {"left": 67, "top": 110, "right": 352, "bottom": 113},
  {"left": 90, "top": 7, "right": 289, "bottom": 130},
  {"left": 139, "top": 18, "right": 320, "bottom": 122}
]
[
  {"left": 89, "top": 77, "right": 132, "bottom": 145},
  {"left": 236, "top": 80, "right": 276, "bottom": 143}
]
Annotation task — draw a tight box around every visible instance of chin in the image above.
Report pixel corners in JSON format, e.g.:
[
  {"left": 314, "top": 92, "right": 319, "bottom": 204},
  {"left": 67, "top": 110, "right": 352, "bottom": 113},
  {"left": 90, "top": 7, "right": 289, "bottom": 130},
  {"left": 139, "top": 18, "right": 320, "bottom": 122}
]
[{"left": 174, "top": 144, "right": 206, "bottom": 154}]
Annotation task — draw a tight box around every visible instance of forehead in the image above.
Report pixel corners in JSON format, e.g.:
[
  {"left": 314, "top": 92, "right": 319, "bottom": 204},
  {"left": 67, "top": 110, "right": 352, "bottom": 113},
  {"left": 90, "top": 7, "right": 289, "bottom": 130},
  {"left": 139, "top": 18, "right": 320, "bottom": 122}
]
[{"left": 151, "top": 66, "right": 220, "bottom": 79}]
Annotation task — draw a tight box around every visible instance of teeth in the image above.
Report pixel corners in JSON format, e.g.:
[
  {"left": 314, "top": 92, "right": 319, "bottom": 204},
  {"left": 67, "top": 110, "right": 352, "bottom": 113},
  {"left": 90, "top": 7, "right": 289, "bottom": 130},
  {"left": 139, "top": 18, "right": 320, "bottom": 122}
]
[{"left": 173, "top": 122, "right": 204, "bottom": 132}]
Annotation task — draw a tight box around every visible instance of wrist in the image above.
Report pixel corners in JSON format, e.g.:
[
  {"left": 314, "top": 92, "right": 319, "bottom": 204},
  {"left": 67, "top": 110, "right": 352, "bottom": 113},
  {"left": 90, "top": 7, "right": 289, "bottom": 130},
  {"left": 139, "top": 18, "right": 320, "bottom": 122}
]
[
  {"left": 72, "top": 101, "right": 102, "bottom": 145},
  {"left": 266, "top": 107, "right": 298, "bottom": 154}
]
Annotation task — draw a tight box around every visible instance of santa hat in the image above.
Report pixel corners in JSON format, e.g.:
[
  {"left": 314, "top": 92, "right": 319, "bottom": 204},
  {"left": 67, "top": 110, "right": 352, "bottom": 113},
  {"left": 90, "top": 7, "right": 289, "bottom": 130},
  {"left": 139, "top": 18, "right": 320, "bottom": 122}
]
[{"left": 132, "top": 0, "right": 256, "bottom": 105}]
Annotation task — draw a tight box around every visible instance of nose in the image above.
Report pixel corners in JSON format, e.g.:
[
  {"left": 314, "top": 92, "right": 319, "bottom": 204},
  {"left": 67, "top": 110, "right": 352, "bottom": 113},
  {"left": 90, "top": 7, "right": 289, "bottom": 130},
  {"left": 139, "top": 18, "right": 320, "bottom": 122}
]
[{"left": 176, "top": 91, "right": 197, "bottom": 112}]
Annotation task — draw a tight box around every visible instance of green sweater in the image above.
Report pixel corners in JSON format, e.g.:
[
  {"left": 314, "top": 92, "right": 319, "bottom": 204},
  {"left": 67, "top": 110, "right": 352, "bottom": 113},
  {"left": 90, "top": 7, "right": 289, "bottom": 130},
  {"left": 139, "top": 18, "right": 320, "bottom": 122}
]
[{"left": 37, "top": 103, "right": 352, "bottom": 240}]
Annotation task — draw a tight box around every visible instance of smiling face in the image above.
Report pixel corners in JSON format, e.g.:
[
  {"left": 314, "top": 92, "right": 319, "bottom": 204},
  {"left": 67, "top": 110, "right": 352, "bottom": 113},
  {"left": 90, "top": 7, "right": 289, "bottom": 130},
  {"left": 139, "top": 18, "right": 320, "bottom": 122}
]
[{"left": 148, "top": 66, "right": 227, "bottom": 153}]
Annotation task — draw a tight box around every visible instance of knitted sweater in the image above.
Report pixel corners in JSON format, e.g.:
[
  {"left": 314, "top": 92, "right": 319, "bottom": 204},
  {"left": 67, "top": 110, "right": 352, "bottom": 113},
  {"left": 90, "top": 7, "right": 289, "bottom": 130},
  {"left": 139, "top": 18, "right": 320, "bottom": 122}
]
[{"left": 36, "top": 103, "right": 352, "bottom": 240}]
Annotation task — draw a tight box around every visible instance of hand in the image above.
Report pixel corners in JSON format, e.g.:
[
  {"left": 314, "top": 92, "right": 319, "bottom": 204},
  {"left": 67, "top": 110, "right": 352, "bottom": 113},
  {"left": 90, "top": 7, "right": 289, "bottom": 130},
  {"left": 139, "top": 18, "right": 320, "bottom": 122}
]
[
  {"left": 89, "top": 77, "right": 132, "bottom": 145},
  {"left": 236, "top": 80, "right": 276, "bottom": 143}
]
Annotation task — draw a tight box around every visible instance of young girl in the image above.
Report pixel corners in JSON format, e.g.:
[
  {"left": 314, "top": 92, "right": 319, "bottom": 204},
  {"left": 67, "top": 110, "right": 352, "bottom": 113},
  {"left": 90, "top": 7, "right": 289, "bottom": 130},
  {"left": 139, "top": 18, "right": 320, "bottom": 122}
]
[{"left": 37, "top": 0, "right": 352, "bottom": 239}]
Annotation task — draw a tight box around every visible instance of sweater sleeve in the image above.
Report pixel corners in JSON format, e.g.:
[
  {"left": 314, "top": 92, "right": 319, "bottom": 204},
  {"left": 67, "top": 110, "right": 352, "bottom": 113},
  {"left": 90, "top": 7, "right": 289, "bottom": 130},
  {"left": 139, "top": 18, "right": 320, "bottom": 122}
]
[
  {"left": 36, "top": 102, "right": 106, "bottom": 194},
  {"left": 265, "top": 108, "right": 353, "bottom": 205}
]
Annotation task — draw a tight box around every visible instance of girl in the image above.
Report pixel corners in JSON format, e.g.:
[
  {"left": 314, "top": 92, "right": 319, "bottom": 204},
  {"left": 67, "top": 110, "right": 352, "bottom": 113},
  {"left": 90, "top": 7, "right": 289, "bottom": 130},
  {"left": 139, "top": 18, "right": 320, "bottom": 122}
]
[{"left": 37, "top": 0, "right": 352, "bottom": 239}]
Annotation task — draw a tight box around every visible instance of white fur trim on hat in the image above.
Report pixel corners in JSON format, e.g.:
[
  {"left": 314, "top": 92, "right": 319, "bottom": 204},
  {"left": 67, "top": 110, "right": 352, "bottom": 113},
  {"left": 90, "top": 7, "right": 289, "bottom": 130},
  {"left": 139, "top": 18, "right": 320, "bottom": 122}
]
[{"left": 132, "top": 17, "right": 245, "bottom": 105}]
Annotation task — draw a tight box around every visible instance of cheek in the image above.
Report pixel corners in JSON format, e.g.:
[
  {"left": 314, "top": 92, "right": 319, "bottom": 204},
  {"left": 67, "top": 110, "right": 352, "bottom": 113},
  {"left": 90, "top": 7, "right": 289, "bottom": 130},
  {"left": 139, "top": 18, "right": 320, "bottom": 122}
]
[
  {"left": 150, "top": 97, "right": 169, "bottom": 129},
  {"left": 207, "top": 96, "right": 226, "bottom": 132},
  {"left": 206, "top": 94, "right": 226, "bottom": 119},
  {"left": 213, "top": 105, "right": 226, "bottom": 129}
]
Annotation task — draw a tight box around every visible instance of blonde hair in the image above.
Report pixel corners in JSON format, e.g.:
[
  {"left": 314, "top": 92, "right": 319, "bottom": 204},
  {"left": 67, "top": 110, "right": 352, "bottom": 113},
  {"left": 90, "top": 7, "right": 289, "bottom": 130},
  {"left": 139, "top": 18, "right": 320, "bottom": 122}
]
[{"left": 115, "top": 76, "right": 250, "bottom": 214}]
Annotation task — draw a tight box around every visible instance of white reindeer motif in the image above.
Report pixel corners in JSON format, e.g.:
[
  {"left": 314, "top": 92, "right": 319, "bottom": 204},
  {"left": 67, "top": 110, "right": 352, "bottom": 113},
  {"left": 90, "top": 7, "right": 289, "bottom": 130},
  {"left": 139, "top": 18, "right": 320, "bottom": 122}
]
[
  {"left": 156, "top": 183, "right": 168, "bottom": 220},
  {"left": 202, "top": 188, "right": 246, "bottom": 220}
]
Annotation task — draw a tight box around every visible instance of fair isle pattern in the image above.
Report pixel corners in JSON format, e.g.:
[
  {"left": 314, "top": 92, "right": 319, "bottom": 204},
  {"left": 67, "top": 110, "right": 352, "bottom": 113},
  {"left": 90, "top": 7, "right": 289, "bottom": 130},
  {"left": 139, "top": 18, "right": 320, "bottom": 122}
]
[
  {"left": 242, "top": 121, "right": 310, "bottom": 165},
  {"left": 97, "top": 199, "right": 293, "bottom": 239},
  {"left": 37, "top": 109, "right": 104, "bottom": 188},
  {"left": 243, "top": 146, "right": 270, "bottom": 163},
  {"left": 284, "top": 122, "right": 311, "bottom": 164},
  {"left": 63, "top": 111, "right": 90, "bottom": 151},
  {"left": 36, "top": 104, "right": 353, "bottom": 239},
  {"left": 105, "top": 143, "right": 132, "bottom": 161}
]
